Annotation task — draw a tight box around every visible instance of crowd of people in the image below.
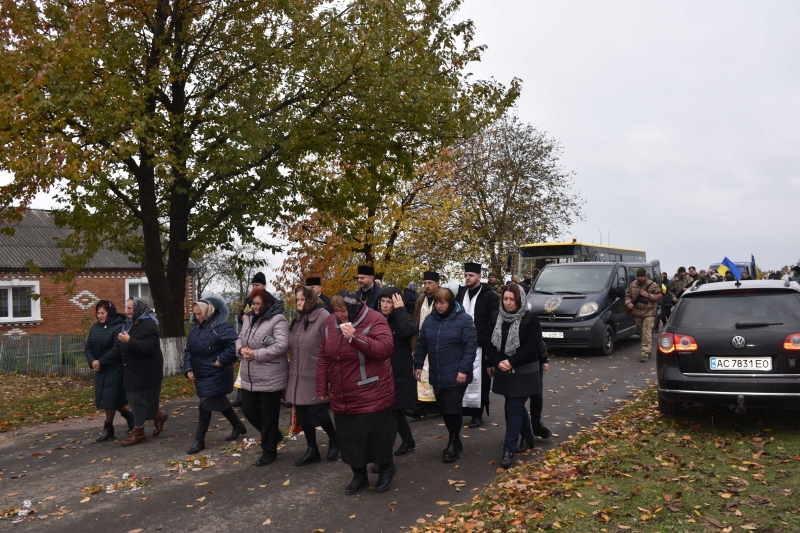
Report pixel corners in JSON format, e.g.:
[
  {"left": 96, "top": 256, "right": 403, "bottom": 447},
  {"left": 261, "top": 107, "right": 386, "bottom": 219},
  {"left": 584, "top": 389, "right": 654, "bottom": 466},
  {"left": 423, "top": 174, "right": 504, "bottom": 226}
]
[{"left": 84, "top": 263, "right": 551, "bottom": 495}]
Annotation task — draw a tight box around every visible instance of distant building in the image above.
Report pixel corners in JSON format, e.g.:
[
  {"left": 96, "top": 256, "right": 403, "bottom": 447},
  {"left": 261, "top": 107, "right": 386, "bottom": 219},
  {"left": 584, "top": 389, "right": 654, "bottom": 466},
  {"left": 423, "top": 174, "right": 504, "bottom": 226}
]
[{"left": 0, "top": 209, "right": 195, "bottom": 336}]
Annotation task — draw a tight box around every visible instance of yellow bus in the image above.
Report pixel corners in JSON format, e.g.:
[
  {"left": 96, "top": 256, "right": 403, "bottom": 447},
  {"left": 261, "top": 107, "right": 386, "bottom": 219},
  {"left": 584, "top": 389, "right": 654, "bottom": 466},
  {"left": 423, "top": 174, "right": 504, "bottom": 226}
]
[{"left": 519, "top": 240, "right": 647, "bottom": 279}]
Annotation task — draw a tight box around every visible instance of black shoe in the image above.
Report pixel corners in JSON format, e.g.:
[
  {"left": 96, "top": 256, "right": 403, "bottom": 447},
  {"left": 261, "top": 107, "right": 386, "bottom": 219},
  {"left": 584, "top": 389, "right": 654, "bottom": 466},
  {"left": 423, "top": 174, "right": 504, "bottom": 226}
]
[
  {"left": 226, "top": 423, "right": 247, "bottom": 442},
  {"left": 187, "top": 439, "right": 205, "bottom": 455},
  {"left": 326, "top": 439, "right": 340, "bottom": 461},
  {"left": 255, "top": 453, "right": 276, "bottom": 467},
  {"left": 516, "top": 436, "right": 534, "bottom": 453},
  {"left": 533, "top": 423, "right": 552, "bottom": 439},
  {"left": 230, "top": 399, "right": 242, "bottom": 408},
  {"left": 121, "top": 410, "right": 135, "bottom": 432},
  {"left": 468, "top": 416, "right": 482, "bottom": 428},
  {"left": 410, "top": 411, "right": 422, "bottom": 420},
  {"left": 370, "top": 464, "right": 381, "bottom": 474},
  {"left": 442, "top": 436, "right": 459, "bottom": 463},
  {"left": 375, "top": 463, "right": 396, "bottom": 493},
  {"left": 295, "top": 447, "right": 321, "bottom": 467},
  {"left": 394, "top": 440, "right": 415, "bottom": 456},
  {"left": 501, "top": 448, "right": 514, "bottom": 469},
  {"left": 280, "top": 399, "right": 293, "bottom": 408},
  {"left": 455, "top": 437, "right": 463, "bottom": 452},
  {"left": 96, "top": 422, "right": 114, "bottom": 442},
  {"left": 345, "top": 473, "right": 368, "bottom": 495}
]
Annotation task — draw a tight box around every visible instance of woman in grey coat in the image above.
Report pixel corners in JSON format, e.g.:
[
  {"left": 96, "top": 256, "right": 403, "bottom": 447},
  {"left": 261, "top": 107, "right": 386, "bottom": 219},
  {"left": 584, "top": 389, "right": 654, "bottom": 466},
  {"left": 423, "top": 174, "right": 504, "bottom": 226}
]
[
  {"left": 236, "top": 287, "right": 289, "bottom": 466},
  {"left": 85, "top": 300, "right": 134, "bottom": 441},
  {"left": 286, "top": 286, "right": 339, "bottom": 466}
]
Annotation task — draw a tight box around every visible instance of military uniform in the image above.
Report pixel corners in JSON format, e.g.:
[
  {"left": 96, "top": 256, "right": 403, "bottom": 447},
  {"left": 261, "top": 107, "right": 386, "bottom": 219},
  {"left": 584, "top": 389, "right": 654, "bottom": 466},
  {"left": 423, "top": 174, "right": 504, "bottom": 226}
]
[
  {"left": 625, "top": 278, "right": 661, "bottom": 361},
  {"left": 488, "top": 279, "right": 504, "bottom": 297},
  {"left": 669, "top": 275, "right": 693, "bottom": 302}
]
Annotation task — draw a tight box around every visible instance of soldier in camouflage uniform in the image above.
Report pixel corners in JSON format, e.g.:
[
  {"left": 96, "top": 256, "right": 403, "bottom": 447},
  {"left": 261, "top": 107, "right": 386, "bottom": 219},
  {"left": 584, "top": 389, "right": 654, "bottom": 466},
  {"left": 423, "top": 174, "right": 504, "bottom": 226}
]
[
  {"left": 487, "top": 272, "right": 504, "bottom": 297},
  {"left": 669, "top": 267, "right": 693, "bottom": 304},
  {"left": 625, "top": 267, "right": 662, "bottom": 362}
]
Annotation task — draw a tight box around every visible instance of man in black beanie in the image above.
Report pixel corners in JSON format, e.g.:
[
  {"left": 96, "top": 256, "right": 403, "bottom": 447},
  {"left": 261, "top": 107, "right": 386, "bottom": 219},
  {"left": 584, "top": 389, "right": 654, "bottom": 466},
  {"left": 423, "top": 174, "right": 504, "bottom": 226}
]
[
  {"left": 355, "top": 265, "right": 380, "bottom": 309},
  {"left": 456, "top": 262, "right": 500, "bottom": 428},
  {"left": 305, "top": 277, "right": 332, "bottom": 312},
  {"left": 410, "top": 271, "right": 443, "bottom": 419}
]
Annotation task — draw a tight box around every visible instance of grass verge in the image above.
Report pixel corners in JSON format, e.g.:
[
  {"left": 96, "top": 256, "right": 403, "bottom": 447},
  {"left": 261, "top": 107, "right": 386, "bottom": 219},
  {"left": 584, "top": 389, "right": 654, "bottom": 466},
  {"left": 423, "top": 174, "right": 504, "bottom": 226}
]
[
  {"left": 0, "top": 373, "right": 197, "bottom": 432},
  {"left": 413, "top": 388, "right": 800, "bottom": 533}
]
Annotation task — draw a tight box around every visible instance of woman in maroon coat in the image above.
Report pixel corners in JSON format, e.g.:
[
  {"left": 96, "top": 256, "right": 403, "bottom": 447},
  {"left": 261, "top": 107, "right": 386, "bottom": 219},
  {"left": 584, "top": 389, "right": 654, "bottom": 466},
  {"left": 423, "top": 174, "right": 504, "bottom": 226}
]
[{"left": 317, "top": 291, "right": 394, "bottom": 495}]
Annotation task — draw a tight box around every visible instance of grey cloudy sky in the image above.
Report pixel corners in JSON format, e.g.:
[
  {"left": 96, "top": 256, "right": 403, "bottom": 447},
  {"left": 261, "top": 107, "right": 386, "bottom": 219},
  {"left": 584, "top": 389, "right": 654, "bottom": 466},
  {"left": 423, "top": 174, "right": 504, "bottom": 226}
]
[{"left": 458, "top": 0, "right": 800, "bottom": 275}]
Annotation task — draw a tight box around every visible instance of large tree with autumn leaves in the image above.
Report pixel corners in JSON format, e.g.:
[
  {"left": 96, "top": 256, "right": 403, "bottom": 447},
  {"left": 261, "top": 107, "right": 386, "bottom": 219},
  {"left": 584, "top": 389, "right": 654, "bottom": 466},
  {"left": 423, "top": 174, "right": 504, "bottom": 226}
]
[{"left": 0, "top": 0, "right": 518, "bottom": 369}]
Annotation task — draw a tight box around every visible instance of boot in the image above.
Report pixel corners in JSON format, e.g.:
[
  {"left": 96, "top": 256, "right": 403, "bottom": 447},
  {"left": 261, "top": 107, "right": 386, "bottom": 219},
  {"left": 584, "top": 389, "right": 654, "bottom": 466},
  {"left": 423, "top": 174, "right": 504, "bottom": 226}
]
[
  {"left": 375, "top": 462, "right": 396, "bottom": 493},
  {"left": 468, "top": 416, "right": 482, "bottom": 428},
  {"left": 516, "top": 436, "right": 534, "bottom": 453},
  {"left": 121, "top": 409, "right": 135, "bottom": 432},
  {"left": 501, "top": 448, "right": 514, "bottom": 469},
  {"left": 345, "top": 470, "right": 368, "bottom": 495},
  {"left": 394, "top": 440, "right": 415, "bottom": 456},
  {"left": 326, "top": 438, "right": 340, "bottom": 461},
  {"left": 442, "top": 435, "right": 459, "bottom": 463},
  {"left": 221, "top": 407, "right": 246, "bottom": 441},
  {"left": 295, "top": 447, "right": 321, "bottom": 467},
  {"left": 455, "top": 436, "right": 463, "bottom": 453},
  {"left": 96, "top": 422, "right": 114, "bottom": 442},
  {"left": 370, "top": 463, "right": 381, "bottom": 474},
  {"left": 152, "top": 411, "right": 169, "bottom": 437},
  {"left": 255, "top": 452, "right": 276, "bottom": 467},
  {"left": 120, "top": 426, "right": 146, "bottom": 447},
  {"left": 532, "top": 423, "right": 552, "bottom": 440},
  {"left": 187, "top": 439, "right": 205, "bottom": 454}
]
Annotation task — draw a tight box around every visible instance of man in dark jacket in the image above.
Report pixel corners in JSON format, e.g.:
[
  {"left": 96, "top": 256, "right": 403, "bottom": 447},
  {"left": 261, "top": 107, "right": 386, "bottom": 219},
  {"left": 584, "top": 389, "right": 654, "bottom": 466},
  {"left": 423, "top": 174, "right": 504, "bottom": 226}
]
[
  {"left": 306, "top": 277, "right": 333, "bottom": 313},
  {"left": 456, "top": 262, "right": 500, "bottom": 428},
  {"left": 410, "top": 271, "right": 442, "bottom": 419},
  {"left": 355, "top": 265, "right": 380, "bottom": 309},
  {"left": 402, "top": 282, "right": 419, "bottom": 309}
]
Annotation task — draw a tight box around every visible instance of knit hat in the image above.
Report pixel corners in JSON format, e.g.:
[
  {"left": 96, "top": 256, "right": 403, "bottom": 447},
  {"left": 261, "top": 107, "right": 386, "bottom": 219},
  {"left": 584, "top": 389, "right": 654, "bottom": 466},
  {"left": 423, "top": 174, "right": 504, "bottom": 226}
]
[
  {"left": 252, "top": 272, "right": 267, "bottom": 285},
  {"left": 636, "top": 267, "right": 647, "bottom": 277}
]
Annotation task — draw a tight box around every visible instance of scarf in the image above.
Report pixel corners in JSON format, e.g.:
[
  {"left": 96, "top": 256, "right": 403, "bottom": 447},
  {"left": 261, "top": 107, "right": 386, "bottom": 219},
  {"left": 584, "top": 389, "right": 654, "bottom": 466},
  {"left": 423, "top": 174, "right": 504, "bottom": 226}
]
[
  {"left": 336, "top": 290, "right": 365, "bottom": 323},
  {"left": 193, "top": 300, "right": 216, "bottom": 321},
  {"left": 123, "top": 297, "right": 159, "bottom": 333},
  {"left": 290, "top": 287, "right": 323, "bottom": 331},
  {"left": 491, "top": 284, "right": 528, "bottom": 356}
]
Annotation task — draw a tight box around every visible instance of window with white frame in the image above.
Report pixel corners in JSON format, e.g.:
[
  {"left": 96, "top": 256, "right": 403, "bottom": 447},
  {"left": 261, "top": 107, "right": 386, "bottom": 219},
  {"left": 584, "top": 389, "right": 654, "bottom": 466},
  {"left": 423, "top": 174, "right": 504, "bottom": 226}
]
[
  {"left": 0, "top": 280, "right": 41, "bottom": 323},
  {"left": 126, "top": 277, "right": 153, "bottom": 305}
]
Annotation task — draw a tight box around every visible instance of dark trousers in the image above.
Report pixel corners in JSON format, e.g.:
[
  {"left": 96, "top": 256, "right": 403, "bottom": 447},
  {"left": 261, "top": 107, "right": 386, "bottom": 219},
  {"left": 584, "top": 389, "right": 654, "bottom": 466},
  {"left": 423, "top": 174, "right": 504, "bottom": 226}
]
[
  {"left": 195, "top": 407, "right": 241, "bottom": 440},
  {"left": 240, "top": 389, "right": 283, "bottom": 456},
  {"left": 504, "top": 396, "right": 533, "bottom": 451},
  {"left": 388, "top": 408, "right": 413, "bottom": 446},
  {"left": 526, "top": 368, "right": 545, "bottom": 425},
  {"left": 660, "top": 304, "right": 672, "bottom": 326}
]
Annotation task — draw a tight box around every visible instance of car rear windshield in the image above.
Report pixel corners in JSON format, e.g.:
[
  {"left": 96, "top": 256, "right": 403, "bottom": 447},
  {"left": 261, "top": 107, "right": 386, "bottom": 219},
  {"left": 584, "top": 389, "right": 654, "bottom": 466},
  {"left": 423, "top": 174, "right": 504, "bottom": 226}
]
[
  {"left": 672, "top": 292, "right": 800, "bottom": 330},
  {"left": 533, "top": 265, "right": 614, "bottom": 294}
]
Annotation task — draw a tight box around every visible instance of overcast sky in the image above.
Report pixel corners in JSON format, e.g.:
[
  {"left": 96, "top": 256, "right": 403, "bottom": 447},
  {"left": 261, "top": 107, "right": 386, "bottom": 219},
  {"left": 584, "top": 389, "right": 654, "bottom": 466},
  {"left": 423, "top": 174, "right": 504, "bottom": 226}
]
[
  {"left": 5, "top": 1, "right": 799, "bottom": 284},
  {"left": 458, "top": 0, "right": 800, "bottom": 275}
]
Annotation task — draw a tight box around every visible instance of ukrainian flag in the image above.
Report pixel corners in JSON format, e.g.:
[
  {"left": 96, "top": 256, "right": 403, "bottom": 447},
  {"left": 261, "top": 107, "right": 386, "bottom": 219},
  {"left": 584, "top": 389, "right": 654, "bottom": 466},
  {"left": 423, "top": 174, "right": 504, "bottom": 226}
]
[{"left": 717, "top": 257, "right": 743, "bottom": 280}]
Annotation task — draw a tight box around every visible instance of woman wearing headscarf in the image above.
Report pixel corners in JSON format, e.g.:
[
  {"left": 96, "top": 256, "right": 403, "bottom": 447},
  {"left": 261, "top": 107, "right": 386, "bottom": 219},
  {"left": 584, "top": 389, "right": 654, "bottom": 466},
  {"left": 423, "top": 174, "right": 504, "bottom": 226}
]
[
  {"left": 85, "top": 300, "right": 134, "bottom": 441},
  {"left": 236, "top": 287, "right": 289, "bottom": 466},
  {"left": 485, "top": 284, "right": 544, "bottom": 469},
  {"left": 184, "top": 296, "right": 247, "bottom": 454},
  {"left": 317, "top": 291, "right": 394, "bottom": 495},
  {"left": 118, "top": 297, "right": 167, "bottom": 446},
  {"left": 286, "top": 286, "right": 339, "bottom": 466},
  {"left": 413, "top": 288, "right": 478, "bottom": 464},
  {"left": 375, "top": 287, "right": 417, "bottom": 458}
]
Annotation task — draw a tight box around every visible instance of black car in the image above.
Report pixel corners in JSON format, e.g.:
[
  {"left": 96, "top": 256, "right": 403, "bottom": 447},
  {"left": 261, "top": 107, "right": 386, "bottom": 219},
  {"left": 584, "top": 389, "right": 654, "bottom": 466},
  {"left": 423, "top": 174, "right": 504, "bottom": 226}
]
[{"left": 657, "top": 280, "right": 800, "bottom": 415}]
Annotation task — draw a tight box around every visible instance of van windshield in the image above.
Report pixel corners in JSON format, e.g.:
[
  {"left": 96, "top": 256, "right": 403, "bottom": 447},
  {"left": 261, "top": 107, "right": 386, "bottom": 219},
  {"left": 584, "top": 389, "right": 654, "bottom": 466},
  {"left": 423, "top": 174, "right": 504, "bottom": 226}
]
[{"left": 533, "top": 265, "right": 614, "bottom": 294}]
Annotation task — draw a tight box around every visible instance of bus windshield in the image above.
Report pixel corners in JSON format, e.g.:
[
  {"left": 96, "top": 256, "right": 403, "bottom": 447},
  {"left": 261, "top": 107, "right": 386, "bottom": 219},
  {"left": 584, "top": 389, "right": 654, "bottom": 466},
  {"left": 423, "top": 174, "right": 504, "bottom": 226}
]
[{"left": 533, "top": 265, "right": 614, "bottom": 294}]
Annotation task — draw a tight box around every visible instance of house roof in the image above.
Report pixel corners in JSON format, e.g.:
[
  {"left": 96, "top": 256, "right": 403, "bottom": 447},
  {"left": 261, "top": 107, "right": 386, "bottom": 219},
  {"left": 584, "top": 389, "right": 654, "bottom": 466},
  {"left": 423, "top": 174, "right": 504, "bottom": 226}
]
[{"left": 0, "top": 209, "right": 144, "bottom": 270}]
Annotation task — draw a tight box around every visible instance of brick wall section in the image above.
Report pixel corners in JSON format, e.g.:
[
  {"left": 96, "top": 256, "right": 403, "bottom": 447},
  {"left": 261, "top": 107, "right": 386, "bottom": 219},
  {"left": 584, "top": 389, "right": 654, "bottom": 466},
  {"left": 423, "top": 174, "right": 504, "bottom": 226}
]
[{"left": 0, "top": 271, "right": 194, "bottom": 336}]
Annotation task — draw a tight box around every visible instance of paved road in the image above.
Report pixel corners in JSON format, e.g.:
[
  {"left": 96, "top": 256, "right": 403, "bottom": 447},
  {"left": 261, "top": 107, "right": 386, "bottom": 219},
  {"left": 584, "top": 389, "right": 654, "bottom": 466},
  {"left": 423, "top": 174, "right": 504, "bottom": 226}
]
[{"left": 0, "top": 336, "right": 656, "bottom": 533}]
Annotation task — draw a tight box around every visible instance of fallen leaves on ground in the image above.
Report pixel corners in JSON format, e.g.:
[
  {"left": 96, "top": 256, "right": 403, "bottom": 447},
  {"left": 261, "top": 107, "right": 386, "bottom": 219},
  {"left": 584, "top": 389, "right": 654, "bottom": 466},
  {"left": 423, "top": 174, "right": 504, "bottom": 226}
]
[{"left": 166, "top": 455, "right": 217, "bottom": 475}]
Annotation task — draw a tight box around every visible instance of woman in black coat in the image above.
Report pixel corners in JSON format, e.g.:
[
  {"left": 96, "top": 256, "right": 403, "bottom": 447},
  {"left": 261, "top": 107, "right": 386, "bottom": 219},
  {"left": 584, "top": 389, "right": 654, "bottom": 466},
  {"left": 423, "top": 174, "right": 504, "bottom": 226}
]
[
  {"left": 376, "top": 287, "right": 418, "bottom": 457},
  {"left": 118, "top": 297, "right": 167, "bottom": 447},
  {"left": 485, "top": 284, "right": 544, "bottom": 469},
  {"left": 85, "top": 300, "right": 134, "bottom": 441},
  {"left": 184, "top": 296, "right": 246, "bottom": 454}
]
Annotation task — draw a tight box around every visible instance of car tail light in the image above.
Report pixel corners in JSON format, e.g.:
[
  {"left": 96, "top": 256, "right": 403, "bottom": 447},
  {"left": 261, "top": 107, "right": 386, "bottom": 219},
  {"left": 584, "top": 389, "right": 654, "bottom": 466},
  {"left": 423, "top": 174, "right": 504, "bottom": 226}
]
[
  {"left": 658, "top": 333, "right": 674, "bottom": 353},
  {"left": 658, "top": 333, "right": 697, "bottom": 353},
  {"left": 783, "top": 333, "right": 800, "bottom": 350}
]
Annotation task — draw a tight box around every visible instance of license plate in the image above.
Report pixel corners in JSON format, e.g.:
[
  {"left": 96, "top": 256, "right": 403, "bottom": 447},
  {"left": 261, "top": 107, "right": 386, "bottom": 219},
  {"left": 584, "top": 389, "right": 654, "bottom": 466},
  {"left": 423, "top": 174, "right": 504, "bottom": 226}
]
[
  {"left": 542, "top": 331, "right": 564, "bottom": 339},
  {"left": 709, "top": 357, "right": 772, "bottom": 371}
]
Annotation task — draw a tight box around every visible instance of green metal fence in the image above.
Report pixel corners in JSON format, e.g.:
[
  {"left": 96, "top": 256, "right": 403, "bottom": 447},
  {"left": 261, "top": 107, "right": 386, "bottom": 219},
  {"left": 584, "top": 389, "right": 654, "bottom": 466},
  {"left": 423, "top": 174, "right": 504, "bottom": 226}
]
[{"left": 0, "top": 335, "right": 92, "bottom": 379}]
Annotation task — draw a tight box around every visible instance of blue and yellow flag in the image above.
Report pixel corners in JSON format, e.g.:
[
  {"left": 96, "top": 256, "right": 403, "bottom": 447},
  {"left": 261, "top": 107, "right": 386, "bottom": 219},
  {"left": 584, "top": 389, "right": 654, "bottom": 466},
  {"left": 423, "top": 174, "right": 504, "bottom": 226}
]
[{"left": 718, "top": 257, "right": 743, "bottom": 280}]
